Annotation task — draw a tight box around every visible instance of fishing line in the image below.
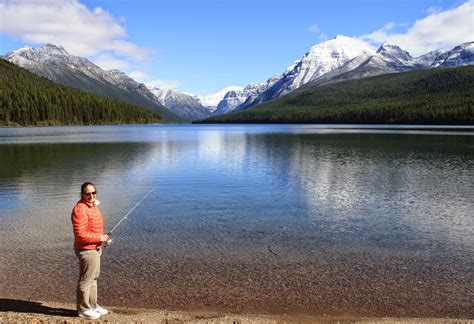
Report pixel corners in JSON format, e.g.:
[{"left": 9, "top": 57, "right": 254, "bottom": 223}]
[{"left": 105, "top": 186, "right": 157, "bottom": 245}]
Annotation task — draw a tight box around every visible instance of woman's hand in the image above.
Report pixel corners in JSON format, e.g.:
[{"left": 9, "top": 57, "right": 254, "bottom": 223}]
[{"left": 100, "top": 234, "right": 110, "bottom": 242}]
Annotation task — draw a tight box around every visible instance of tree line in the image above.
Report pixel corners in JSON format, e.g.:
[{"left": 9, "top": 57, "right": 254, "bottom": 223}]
[
  {"left": 198, "top": 65, "right": 474, "bottom": 125},
  {"left": 0, "top": 59, "right": 162, "bottom": 126}
]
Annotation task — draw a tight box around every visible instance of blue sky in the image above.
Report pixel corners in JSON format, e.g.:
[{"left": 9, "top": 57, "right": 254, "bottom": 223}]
[{"left": 0, "top": 0, "right": 472, "bottom": 95}]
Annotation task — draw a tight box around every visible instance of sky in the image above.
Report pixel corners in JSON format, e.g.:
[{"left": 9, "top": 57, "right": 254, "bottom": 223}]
[{"left": 0, "top": 0, "right": 473, "bottom": 95}]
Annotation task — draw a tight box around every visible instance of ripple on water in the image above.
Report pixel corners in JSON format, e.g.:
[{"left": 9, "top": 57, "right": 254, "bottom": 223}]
[{"left": 0, "top": 125, "right": 473, "bottom": 317}]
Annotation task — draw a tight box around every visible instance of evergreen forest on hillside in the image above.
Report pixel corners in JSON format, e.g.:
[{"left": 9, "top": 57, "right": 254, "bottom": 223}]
[
  {"left": 0, "top": 59, "right": 162, "bottom": 126},
  {"left": 198, "top": 66, "right": 474, "bottom": 125}
]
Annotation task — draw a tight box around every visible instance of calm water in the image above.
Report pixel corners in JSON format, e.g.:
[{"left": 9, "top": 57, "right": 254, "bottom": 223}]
[{"left": 0, "top": 124, "right": 473, "bottom": 317}]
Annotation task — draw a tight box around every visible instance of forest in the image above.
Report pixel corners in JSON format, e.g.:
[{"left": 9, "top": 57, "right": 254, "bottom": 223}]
[
  {"left": 198, "top": 65, "right": 474, "bottom": 125},
  {"left": 0, "top": 59, "right": 162, "bottom": 126}
]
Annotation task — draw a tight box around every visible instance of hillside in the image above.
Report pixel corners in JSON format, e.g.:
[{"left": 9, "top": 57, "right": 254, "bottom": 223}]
[
  {"left": 197, "top": 66, "right": 474, "bottom": 125},
  {"left": 4, "top": 44, "right": 185, "bottom": 123},
  {"left": 0, "top": 59, "right": 161, "bottom": 126}
]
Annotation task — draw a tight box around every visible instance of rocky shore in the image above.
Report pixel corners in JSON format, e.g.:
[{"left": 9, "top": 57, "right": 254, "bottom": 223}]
[{"left": 1, "top": 298, "right": 472, "bottom": 323}]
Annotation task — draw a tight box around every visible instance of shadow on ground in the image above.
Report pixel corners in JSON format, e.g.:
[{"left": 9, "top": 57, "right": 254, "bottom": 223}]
[{"left": 0, "top": 299, "right": 76, "bottom": 317}]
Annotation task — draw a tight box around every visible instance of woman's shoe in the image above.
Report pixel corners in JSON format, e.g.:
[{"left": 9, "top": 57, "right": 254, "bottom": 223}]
[
  {"left": 94, "top": 305, "right": 109, "bottom": 316},
  {"left": 78, "top": 309, "right": 100, "bottom": 319}
]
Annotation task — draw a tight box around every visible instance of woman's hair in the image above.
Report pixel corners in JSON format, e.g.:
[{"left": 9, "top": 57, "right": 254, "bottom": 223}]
[{"left": 81, "top": 181, "right": 96, "bottom": 193}]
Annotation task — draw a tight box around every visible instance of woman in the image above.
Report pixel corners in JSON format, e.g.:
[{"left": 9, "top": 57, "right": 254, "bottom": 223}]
[{"left": 71, "top": 181, "right": 110, "bottom": 319}]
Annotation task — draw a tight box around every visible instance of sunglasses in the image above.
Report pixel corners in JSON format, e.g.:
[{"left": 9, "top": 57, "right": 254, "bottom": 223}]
[{"left": 84, "top": 191, "right": 97, "bottom": 197}]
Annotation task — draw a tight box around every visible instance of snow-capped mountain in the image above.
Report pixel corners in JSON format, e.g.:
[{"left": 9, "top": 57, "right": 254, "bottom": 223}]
[
  {"left": 239, "top": 38, "right": 474, "bottom": 110},
  {"left": 298, "top": 41, "right": 474, "bottom": 92},
  {"left": 193, "top": 86, "right": 243, "bottom": 112},
  {"left": 376, "top": 42, "right": 414, "bottom": 67},
  {"left": 4, "top": 44, "right": 183, "bottom": 122},
  {"left": 106, "top": 69, "right": 162, "bottom": 103},
  {"left": 414, "top": 49, "right": 447, "bottom": 67},
  {"left": 213, "top": 89, "right": 251, "bottom": 115},
  {"left": 211, "top": 74, "right": 282, "bottom": 115},
  {"left": 5, "top": 44, "right": 111, "bottom": 83},
  {"left": 4, "top": 39, "right": 473, "bottom": 120},
  {"left": 233, "top": 75, "right": 282, "bottom": 112},
  {"left": 148, "top": 87, "right": 212, "bottom": 120},
  {"left": 240, "top": 35, "right": 376, "bottom": 108},
  {"left": 439, "top": 42, "right": 474, "bottom": 67},
  {"left": 300, "top": 42, "right": 418, "bottom": 89}
]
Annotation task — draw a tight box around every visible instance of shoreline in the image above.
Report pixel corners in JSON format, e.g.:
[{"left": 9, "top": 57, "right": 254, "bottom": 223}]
[{"left": 0, "top": 298, "right": 471, "bottom": 323}]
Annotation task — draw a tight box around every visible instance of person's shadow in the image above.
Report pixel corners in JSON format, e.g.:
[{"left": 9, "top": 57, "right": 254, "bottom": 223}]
[{"left": 0, "top": 298, "right": 77, "bottom": 317}]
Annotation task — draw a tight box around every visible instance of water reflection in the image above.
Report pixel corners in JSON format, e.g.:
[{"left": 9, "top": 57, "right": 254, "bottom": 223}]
[
  {"left": 254, "top": 133, "right": 474, "bottom": 251},
  {"left": 0, "top": 125, "right": 473, "bottom": 317}
]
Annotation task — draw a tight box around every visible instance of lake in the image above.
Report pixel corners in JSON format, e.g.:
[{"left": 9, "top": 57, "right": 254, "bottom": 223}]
[{"left": 0, "top": 124, "right": 473, "bottom": 318}]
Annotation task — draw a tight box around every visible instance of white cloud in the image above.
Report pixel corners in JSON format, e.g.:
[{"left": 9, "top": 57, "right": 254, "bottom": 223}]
[
  {"left": 308, "top": 23, "right": 328, "bottom": 42},
  {"left": 129, "top": 70, "right": 149, "bottom": 81},
  {"left": 308, "top": 24, "right": 321, "bottom": 33},
  {"left": 125, "top": 70, "right": 180, "bottom": 90},
  {"left": 145, "top": 79, "right": 181, "bottom": 90},
  {"left": 0, "top": 0, "right": 148, "bottom": 60},
  {"left": 360, "top": 0, "right": 474, "bottom": 56},
  {"left": 93, "top": 53, "right": 130, "bottom": 70},
  {"left": 425, "top": 6, "right": 443, "bottom": 15}
]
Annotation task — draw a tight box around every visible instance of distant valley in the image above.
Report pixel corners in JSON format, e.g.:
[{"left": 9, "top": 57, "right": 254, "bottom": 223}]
[{"left": 1, "top": 35, "right": 473, "bottom": 125}]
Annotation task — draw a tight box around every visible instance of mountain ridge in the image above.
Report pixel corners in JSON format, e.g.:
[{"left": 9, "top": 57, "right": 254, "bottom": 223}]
[
  {"left": 196, "top": 65, "right": 474, "bottom": 125},
  {"left": 3, "top": 37, "right": 473, "bottom": 121},
  {"left": 4, "top": 44, "right": 185, "bottom": 123}
]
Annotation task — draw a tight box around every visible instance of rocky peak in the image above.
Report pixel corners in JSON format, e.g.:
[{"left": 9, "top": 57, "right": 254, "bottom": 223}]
[
  {"left": 440, "top": 41, "right": 474, "bottom": 67},
  {"left": 377, "top": 42, "right": 413, "bottom": 63},
  {"left": 41, "top": 43, "right": 69, "bottom": 56}
]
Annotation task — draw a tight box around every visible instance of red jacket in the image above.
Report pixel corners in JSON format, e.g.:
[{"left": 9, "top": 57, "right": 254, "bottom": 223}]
[{"left": 71, "top": 199, "right": 104, "bottom": 250}]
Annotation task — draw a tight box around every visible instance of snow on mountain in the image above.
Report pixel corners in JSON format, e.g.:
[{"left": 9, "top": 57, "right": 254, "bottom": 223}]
[
  {"left": 283, "top": 35, "right": 375, "bottom": 90},
  {"left": 439, "top": 42, "right": 474, "bottom": 67},
  {"left": 5, "top": 43, "right": 137, "bottom": 86},
  {"left": 5, "top": 43, "right": 111, "bottom": 83},
  {"left": 244, "top": 35, "right": 376, "bottom": 107},
  {"left": 194, "top": 86, "right": 244, "bottom": 111},
  {"left": 299, "top": 52, "right": 411, "bottom": 91},
  {"left": 212, "top": 74, "right": 283, "bottom": 115},
  {"left": 306, "top": 43, "right": 419, "bottom": 88},
  {"left": 148, "top": 87, "right": 211, "bottom": 120},
  {"left": 376, "top": 42, "right": 414, "bottom": 67},
  {"left": 414, "top": 49, "right": 447, "bottom": 67},
  {"left": 105, "top": 69, "right": 160, "bottom": 103},
  {"left": 4, "top": 43, "right": 183, "bottom": 122},
  {"left": 4, "top": 39, "right": 473, "bottom": 120},
  {"left": 213, "top": 83, "right": 262, "bottom": 115},
  {"left": 412, "top": 42, "right": 473, "bottom": 68},
  {"left": 241, "top": 38, "right": 474, "bottom": 111},
  {"left": 5, "top": 43, "right": 140, "bottom": 88},
  {"left": 233, "top": 75, "right": 282, "bottom": 112}
]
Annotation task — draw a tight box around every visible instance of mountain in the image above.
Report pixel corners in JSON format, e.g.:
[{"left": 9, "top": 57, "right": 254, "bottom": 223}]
[
  {"left": 231, "top": 38, "right": 473, "bottom": 112},
  {"left": 414, "top": 49, "right": 447, "bottom": 67},
  {"left": 193, "top": 86, "right": 243, "bottom": 112},
  {"left": 376, "top": 42, "right": 415, "bottom": 68},
  {"left": 4, "top": 44, "right": 184, "bottom": 123},
  {"left": 213, "top": 79, "right": 274, "bottom": 115},
  {"left": 296, "top": 41, "right": 474, "bottom": 93},
  {"left": 235, "top": 35, "right": 375, "bottom": 110},
  {"left": 0, "top": 59, "right": 161, "bottom": 126},
  {"left": 148, "top": 87, "right": 212, "bottom": 120},
  {"left": 297, "top": 42, "right": 417, "bottom": 90},
  {"left": 229, "top": 75, "right": 282, "bottom": 112},
  {"left": 197, "top": 65, "right": 474, "bottom": 125},
  {"left": 439, "top": 42, "right": 474, "bottom": 67}
]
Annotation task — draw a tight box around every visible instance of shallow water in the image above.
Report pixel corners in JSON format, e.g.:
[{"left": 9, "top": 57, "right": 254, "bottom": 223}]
[{"left": 0, "top": 124, "right": 473, "bottom": 317}]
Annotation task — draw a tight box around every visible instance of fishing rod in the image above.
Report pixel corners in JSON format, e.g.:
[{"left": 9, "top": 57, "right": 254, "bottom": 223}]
[{"left": 104, "top": 186, "right": 156, "bottom": 246}]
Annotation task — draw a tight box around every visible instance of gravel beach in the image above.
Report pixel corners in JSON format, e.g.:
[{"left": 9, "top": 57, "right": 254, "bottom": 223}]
[{"left": 0, "top": 298, "right": 472, "bottom": 323}]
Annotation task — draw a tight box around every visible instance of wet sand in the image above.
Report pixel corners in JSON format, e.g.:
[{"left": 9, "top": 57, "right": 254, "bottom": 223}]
[{"left": 0, "top": 298, "right": 471, "bottom": 323}]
